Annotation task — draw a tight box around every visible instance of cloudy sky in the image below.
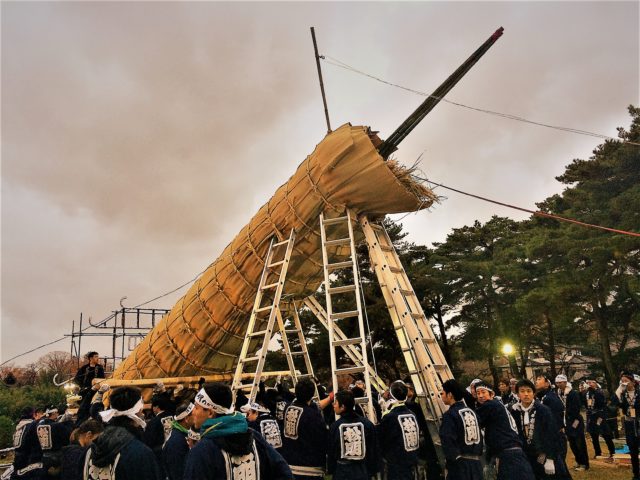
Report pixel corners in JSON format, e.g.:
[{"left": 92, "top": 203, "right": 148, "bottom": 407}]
[{"left": 2, "top": 1, "right": 638, "bottom": 366}]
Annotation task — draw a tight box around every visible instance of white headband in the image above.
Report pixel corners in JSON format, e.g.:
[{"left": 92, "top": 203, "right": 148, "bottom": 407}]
[
  {"left": 475, "top": 384, "right": 494, "bottom": 393},
  {"left": 555, "top": 375, "right": 568, "bottom": 383},
  {"left": 194, "top": 388, "right": 233, "bottom": 415},
  {"left": 100, "top": 398, "right": 146, "bottom": 429},
  {"left": 240, "top": 402, "right": 270, "bottom": 414},
  {"left": 45, "top": 408, "right": 58, "bottom": 416},
  {"left": 174, "top": 403, "right": 195, "bottom": 421}
]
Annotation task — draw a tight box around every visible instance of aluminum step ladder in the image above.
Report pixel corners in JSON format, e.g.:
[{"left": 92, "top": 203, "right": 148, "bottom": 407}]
[
  {"left": 319, "top": 210, "right": 376, "bottom": 422},
  {"left": 303, "top": 295, "right": 387, "bottom": 394},
  {"left": 231, "top": 230, "right": 296, "bottom": 404},
  {"left": 360, "top": 216, "right": 453, "bottom": 466},
  {"left": 275, "top": 303, "right": 317, "bottom": 390}
]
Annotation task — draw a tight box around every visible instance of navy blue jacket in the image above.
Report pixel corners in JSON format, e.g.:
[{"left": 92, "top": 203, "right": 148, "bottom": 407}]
[
  {"left": 280, "top": 402, "right": 327, "bottom": 476},
  {"left": 84, "top": 422, "right": 163, "bottom": 480},
  {"left": 613, "top": 387, "right": 640, "bottom": 433},
  {"left": 248, "top": 413, "right": 283, "bottom": 450},
  {"left": 163, "top": 426, "right": 190, "bottom": 480},
  {"left": 12, "top": 419, "right": 43, "bottom": 474},
  {"left": 183, "top": 429, "right": 292, "bottom": 480},
  {"left": 327, "top": 411, "right": 379, "bottom": 480},
  {"left": 439, "top": 401, "right": 483, "bottom": 464},
  {"left": 584, "top": 388, "right": 607, "bottom": 423},
  {"left": 377, "top": 404, "right": 419, "bottom": 469},
  {"left": 510, "top": 401, "right": 562, "bottom": 461},
  {"left": 536, "top": 388, "right": 565, "bottom": 430},
  {"left": 475, "top": 398, "right": 521, "bottom": 459},
  {"left": 557, "top": 387, "right": 583, "bottom": 429}
]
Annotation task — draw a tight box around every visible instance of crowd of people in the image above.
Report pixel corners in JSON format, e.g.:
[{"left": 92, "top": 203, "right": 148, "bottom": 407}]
[{"left": 6, "top": 353, "right": 640, "bottom": 480}]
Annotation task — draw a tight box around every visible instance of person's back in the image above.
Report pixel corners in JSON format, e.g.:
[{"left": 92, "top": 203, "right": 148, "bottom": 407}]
[
  {"left": 183, "top": 382, "right": 292, "bottom": 480},
  {"left": 327, "top": 391, "right": 379, "bottom": 480},
  {"left": 377, "top": 381, "right": 419, "bottom": 480},
  {"left": 84, "top": 387, "right": 162, "bottom": 480},
  {"left": 279, "top": 378, "right": 327, "bottom": 479},
  {"left": 11, "top": 408, "right": 43, "bottom": 479},
  {"left": 439, "top": 379, "right": 483, "bottom": 480},
  {"left": 162, "top": 402, "right": 195, "bottom": 480}
]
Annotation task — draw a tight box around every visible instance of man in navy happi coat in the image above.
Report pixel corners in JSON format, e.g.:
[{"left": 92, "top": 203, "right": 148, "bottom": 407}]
[
  {"left": 475, "top": 382, "right": 534, "bottom": 480},
  {"left": 584, "top": 378, "right": 615, "bottom": 461},
  {"left": 439, "top": 379, "right": 483, "bottom": 480},
  {"left": 613, "top": 371, "right": 640, "bottom": 480},
  {"left": 327, "top": 390, "right": 379, "bottom": 480},
  {"left": 279, "top": 378, "right": 327, "bottom": 479},
  {"left": 377, "top": 380, "right": 420, "bottom": 480},
  {"left": 183, "top": 383, "right": 292, "bottom": 480},
  {"left": 511, "top": 379, "right": 572, "bottom": 479},
  {"left": 555, "top": 375, "right": 589, "bottom": 471},
  {"left": 162, "top": 402, "right": 194, "bottom": 480}
]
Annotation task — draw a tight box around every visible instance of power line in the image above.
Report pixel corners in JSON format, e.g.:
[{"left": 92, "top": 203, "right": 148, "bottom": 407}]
[
  {"left": 417, "top": 176, "right": 640, "bottom": 238},
  {"left": 321, "top": 55, "right": 640, "bottom": 147},
  {"left": 0, "top": 270, "right": 205, "bottom": 367}
]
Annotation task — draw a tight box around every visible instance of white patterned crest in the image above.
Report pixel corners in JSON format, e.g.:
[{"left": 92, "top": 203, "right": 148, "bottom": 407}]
[
  {"left": 339, "top": 422, "right": 366, "bottom": 460},
  {"left": 161, "top": 416, "right": 174, "bottom": 443},
  {"left": 84, "top": 450, "right": 121, "bottom": 480},
  {"left": 13, "top": 420, "right": 30, "bottom": 448},
  {"left": 284, "top": 406, "right": 303, "bottom": 440},
  {"left": 458, "top": 408, "right": 481, "bottom": 445},
  {"left": 259, "top": 419, "right": 282, "bottom": 449},
  {"left": 222, "top": 441, "right": 261, "bottom": 480},
  {"left": 398, "top": 414, "right": 419, "bottom": 452},
  {"left": 275, "top": 401, "right": 287, "bottom": 421},
  {"left": 36, "top": 424, "right": 52, "bottom": 450}
]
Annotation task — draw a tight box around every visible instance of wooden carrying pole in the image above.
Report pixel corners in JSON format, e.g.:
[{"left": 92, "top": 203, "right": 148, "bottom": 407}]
[{"left": 94, "top": 371, "right": 293, "bottom": 389}]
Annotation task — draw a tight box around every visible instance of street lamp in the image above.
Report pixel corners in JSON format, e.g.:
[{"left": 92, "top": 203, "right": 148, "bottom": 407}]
[{"left": 501, "top": 342, "right": 514, "bottom": 356}]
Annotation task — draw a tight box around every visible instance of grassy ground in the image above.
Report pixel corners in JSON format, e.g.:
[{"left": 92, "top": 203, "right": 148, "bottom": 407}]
[{"left": 569, "top": 438, "right": 632, "bottom": 480}]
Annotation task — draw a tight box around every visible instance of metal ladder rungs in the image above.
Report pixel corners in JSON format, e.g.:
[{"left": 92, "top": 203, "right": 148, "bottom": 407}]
[
  {"left": 262, "top": 282, "right": 280, "bottom": 290},
  {"left": 284, "top": 329, "right": 299, "bottom": 335},
  {"left": 242, "top": 356, "right": 260, "bottom": 364},
  {"left": 332, "top": 337, "right": 362, "bottom": 347},
  {"left": 335, "top": 366, "right": 366, "bottom": 375},
  {"left": 330, "top": 310, "right": 359, "bottom": 320},
  {"left": 290, "top": 351, "right": 305, "bottom": 357},
  {"left": 327, "top": 260, "right": 353, "bottom": 272},
  {"left": 255, "top": 306, "right": 273, "bottom": 314},
  {"left": 268, "top": 260, "right": 286, "bottom": 268},
  {"left": 273, "top": 239, "right": 290, "bottom": 248},
  {"left": 322, "top": 215, "right": 349, "bottom": 226},
  {"left": 328, "top": 284, "right": 356, "bottom": 295},
  {"left": 324, "top": 238, "right": 351, "bottom": 247}
]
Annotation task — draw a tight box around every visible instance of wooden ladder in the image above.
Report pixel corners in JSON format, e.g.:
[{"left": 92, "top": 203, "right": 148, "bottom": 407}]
[{"left": 360, "top": 216, "right": 453, "bottom": 465}]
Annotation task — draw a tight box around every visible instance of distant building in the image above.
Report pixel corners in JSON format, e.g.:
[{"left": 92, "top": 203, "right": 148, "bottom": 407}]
[{"left": 495, "top": 345, "right": 598, "bottom": 382}]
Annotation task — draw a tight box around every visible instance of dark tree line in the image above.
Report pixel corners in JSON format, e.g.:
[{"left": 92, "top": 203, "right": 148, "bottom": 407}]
[{"left": 268, "top": 106, "right": 640, "bottom": 393}]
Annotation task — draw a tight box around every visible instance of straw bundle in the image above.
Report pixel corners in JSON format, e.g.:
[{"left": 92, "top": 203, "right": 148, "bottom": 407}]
[{"left": 112, "top": 123, "right": 436, "bottom": 380}]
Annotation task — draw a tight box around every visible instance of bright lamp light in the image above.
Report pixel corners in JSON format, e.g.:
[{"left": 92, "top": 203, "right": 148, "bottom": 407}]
[{"left": 501, "top": 343, "right": 514, "bottom": 355}]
